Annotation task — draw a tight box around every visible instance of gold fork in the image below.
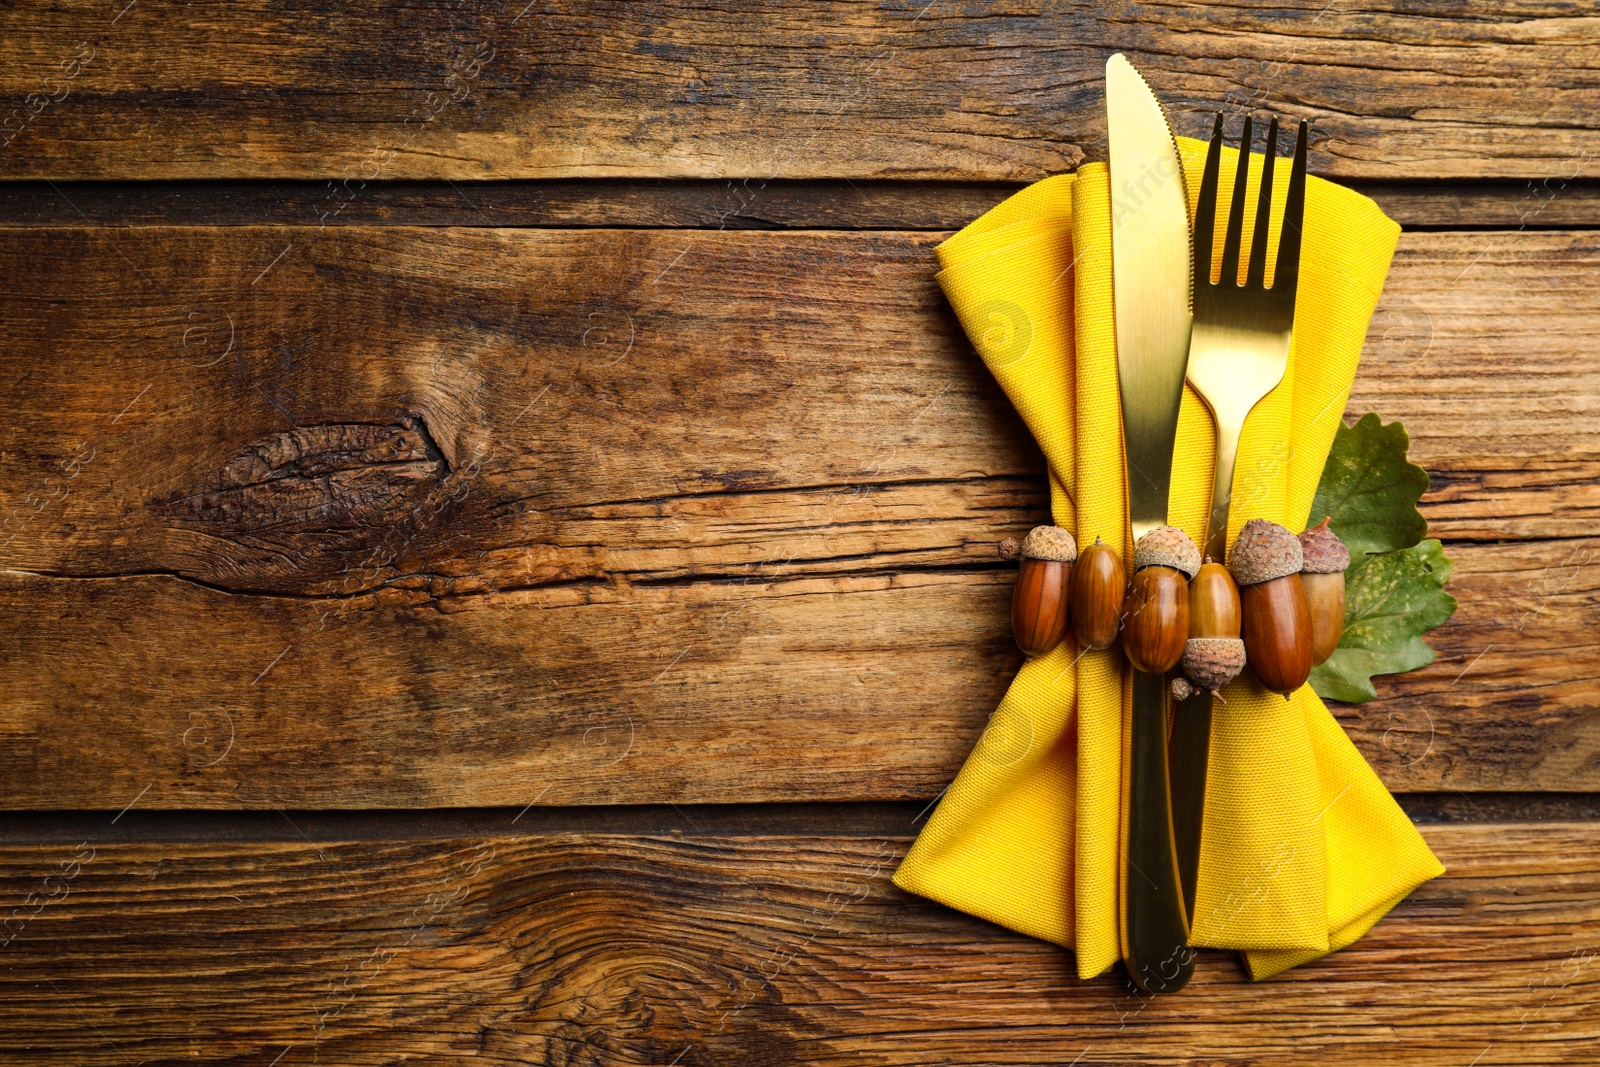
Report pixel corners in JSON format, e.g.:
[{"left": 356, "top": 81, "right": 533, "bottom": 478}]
[{"left": 1169, "top": 112, "right": 1310, "bottom": 917}]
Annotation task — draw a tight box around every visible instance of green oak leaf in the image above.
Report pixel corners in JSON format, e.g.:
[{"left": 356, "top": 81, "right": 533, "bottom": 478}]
[
  {"left": 1304, "top": 415, "right": 1458, "bottom": 703},
  {"left": 1309, "top": 538, "right": 1458, "bottom": 703},
  {"left": 1306, "top": 413, "right": 1429, "bottom": 559}
]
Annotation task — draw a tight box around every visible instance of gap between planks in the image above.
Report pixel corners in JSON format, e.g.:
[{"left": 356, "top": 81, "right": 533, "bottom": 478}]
[
  {"left": 0, "top": 179, "right": 1597, "bottom": 231},
  {"left": 3, "top": 795, "right": 1599, "bottom": 845}
]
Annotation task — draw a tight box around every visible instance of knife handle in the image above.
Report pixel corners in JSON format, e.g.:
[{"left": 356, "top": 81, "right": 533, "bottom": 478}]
[
  {"left": 1123, "top": 667, "right": 1194, "bottom": 993},
  {"left": 1169, "top": 689, "right": 1212, "bottom": 922}
]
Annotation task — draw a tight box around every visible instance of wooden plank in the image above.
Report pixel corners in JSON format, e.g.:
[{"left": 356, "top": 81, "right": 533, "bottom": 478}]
[
  {"left": 0, "top": 226, "right": 1595, "bottom": 807},
  {"left": 2, "top": 1, "right": 1598, "bottom": 182},
  {"left": 0, "top": 821, "right": 1594, "bottom": 1065},
  {"left": 1354, "top": 231, "right": 1600, "bottom": 543}
]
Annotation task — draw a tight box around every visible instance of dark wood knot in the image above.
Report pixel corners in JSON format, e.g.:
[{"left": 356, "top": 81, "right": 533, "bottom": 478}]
[{"left": 158, "top": 419, "right": 452, "bottom": 595}]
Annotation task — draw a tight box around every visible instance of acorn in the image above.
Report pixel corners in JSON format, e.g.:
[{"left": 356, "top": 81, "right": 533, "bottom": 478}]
[
  {"left": 1298, "top": 517, "right": 1350, "bottom": 667},
  {"left": 1121, "top": 526, "right": 1198, "bottom": 675},
  {"left": 1011, "top": 525, "right": 1076, "bottom": 658},
  {"left": 1179, "top": 561, "right": 1245, "bottom": 699},
  {"left": 1228, "top": 519, "right": 1313, "bottom": 696},
  {"left": 1070, "top": 536, "right": 1126, "bottom": 651}
]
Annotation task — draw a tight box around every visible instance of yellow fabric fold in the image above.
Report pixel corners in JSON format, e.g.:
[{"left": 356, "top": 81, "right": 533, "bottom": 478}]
[{"left": 893, "top": 137, "right": 1444, "bottom": 979}]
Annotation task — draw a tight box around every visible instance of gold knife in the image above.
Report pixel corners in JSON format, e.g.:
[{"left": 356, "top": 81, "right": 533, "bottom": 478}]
[{"left": 1106, "top": 53, "right": 1195, "bottom": 994}]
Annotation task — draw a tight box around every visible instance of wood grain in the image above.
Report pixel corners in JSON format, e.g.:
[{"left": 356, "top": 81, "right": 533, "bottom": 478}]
[
  {"left": 0, "top": 226, "right": 1594, "bottom": 807},
  {"left": 1, "top": 1, "right": 1597, "bottom": 182},
  {"left": 0, "top": 822, "right": 1595, "bottom": 1065}
]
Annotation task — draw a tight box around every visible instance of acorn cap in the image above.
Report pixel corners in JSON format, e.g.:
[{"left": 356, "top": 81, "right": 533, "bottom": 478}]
[
  {"left": 1170, "top": 675, "right": 1197, "bottom": 702},
  {"left": 998, "top": 537, "right": 1022, "bottom": 562},
  {"left": 1020, "top": 525, "right": 1078, "bottom": 563},
  {"left": 1298, "top": 517, "right": 1350, "bottom": 574},
  {"left": 1133, "top": 525, "right": 1200, "bottom": 579},
  {"left": 1181, "top": 636, "right": 1246, "bottom": 695},
  {"left": 1227, "top": 518, "right": 1304, "bottom": 586}
]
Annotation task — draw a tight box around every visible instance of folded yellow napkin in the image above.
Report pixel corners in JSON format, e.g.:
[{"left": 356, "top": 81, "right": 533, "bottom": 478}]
[{"left": 894, "top": 138, "right": 1444, "bottom": 980}]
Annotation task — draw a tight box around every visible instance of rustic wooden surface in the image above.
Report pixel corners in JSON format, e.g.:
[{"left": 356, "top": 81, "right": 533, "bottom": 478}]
[
  {"left": 0, "top": 227, "right": 1594, "bottom": 806},
  {"left": 1, "top": 1, "right": 1598, "bottom": 181},
  {"left": 1, "top": 820, "right": 1596, "bottom": 1065},
  {"left": 2, "top": 1, "right": 1597, "bottom": 1062}
]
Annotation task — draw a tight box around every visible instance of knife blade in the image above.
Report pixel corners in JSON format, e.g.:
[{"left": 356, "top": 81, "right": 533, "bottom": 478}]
[{"left": 1106, "top": 52, "right": 1195, "bottom": 994}]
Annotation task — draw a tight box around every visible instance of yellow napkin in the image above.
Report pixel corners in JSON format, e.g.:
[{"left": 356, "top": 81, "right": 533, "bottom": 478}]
[{"left": 894, "top": 138, "right": 1444, "bottom": 981}]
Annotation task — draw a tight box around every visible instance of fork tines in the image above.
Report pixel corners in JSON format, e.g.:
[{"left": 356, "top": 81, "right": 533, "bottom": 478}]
[{"left": 1194, "top": 112, "right": 1309, "bottom": 295}]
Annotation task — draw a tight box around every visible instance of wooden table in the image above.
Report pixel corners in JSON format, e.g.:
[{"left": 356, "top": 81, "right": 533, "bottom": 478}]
[{"left": 1, "top": 4, "right": 1596, "bottom": 1063}]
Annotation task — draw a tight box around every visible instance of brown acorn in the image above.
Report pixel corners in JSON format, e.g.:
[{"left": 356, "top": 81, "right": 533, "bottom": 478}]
[
  {"left": 1070, "top": 536, "right": 1126, "bottom": 651},
  {"left": 1228, "top": 519, "right": 1313, "bottom": 696},
  {"left": 1181, "top": 638, "right": 1246, "bottom": 698},
  {"left": 1180, "top": 561, "right": 1245, "bottom": 698},
  {"left": 1011, "top": 525, "right": 1077, "bottom": 658},
  {"left": 1298, "top": 517, "right": 1350, "bottom": 667},
  {"left": 1121, "top": 526, "right": 1198, "bottom": 674}
]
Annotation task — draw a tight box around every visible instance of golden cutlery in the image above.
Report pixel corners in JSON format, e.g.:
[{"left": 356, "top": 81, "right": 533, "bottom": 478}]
[
  {"left": 1106, "top": 54, "right": 1195, "bottom": 994},
  {"left": 1170, "top": 112, "right": 1310, "bottom": 918}
]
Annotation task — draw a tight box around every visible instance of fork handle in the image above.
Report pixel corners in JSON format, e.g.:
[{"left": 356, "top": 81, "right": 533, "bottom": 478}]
[
  {"left": 1171, "top": 412, "right": 1245, "bottom": 923},
  {"left": 1203, "top": 414, "right": 1243, "bottom": 565}
]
